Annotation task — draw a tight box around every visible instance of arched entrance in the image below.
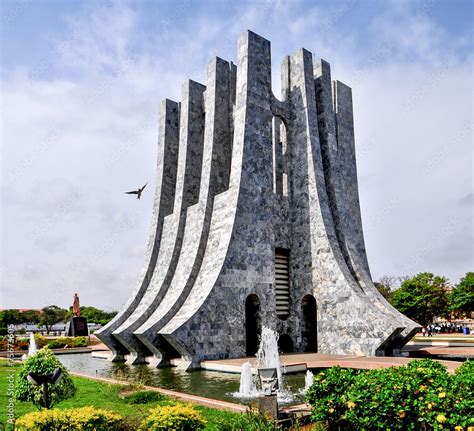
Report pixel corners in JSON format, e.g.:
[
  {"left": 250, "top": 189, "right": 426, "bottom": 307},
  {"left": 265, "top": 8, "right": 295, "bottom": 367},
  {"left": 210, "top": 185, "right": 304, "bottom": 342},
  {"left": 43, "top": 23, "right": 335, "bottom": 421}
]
[
  {"left": 301, "top": 295, "right": 317, "bottom": 352},
  {"left": 278, "top": 334, "right": 293, "bottom": 353},
  {"left": 245, "top": 294, "right": 261, "bottom": 356}
]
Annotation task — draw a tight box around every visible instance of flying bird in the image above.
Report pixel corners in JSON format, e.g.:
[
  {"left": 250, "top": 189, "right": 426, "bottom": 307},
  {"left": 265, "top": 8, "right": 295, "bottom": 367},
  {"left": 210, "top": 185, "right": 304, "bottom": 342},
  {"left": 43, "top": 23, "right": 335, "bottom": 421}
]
[{"left": 124, "top": 182, "right": 147, "bottom": 200}]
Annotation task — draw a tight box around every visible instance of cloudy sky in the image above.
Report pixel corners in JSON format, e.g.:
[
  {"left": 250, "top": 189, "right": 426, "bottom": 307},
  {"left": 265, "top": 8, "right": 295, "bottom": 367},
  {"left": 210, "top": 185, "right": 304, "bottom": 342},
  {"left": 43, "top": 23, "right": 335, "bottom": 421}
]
[{"left": 1, "top": 0, "right": 472, "bottom": 311}]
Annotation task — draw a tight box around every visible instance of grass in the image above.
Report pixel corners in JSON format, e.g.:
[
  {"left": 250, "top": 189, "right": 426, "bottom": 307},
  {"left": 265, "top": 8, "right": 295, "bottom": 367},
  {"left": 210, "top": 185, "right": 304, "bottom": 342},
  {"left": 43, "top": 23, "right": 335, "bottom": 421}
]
[{"left": 0, "top": 361, "right": 275, "bottom": 430}]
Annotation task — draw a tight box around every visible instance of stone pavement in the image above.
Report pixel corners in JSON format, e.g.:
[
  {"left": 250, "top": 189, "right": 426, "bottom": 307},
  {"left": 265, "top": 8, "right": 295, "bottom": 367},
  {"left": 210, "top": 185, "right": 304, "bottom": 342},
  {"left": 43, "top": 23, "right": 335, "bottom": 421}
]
[{"left": 201, "top": 352, "right": 461, "bottom": 374}]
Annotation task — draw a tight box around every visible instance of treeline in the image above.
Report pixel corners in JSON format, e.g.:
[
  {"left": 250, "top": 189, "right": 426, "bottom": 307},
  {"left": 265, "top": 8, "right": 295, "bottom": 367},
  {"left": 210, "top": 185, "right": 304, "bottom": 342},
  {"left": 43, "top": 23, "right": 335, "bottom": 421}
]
[
  {"left": 0, "top": 306, "right": 117, "bottom": 335},
  {"left": 375, "top": 272, "right": 473, "bottom": 326}
]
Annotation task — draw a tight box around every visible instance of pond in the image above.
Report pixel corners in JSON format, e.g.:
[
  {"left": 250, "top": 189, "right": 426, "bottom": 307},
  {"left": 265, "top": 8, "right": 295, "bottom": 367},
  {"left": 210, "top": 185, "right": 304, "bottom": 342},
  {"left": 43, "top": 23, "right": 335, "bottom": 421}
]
[{"left": 58, "top": 353, "right": 307, "bottom": 406}]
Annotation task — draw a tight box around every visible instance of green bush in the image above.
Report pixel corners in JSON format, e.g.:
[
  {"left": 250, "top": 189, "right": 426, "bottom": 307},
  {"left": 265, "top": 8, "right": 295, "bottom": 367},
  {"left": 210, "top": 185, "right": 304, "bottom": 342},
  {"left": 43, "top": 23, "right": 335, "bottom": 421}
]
[
  {"left": 34, "top": 334, "right": 48, "bottom": 348},
  {"left": 14, "top": 406, "right": 124, "bottom": 430},
  {"left": 305, "top": 366, "right": 359, "bottom": 428},
  {"left": 139, "top": 403, "right": 206, "bottom": 431},
  {"left": 74, "top": 336, "right": 88, "bottom": 347},
  {"left": 46, "top": 336, "right": 88, "bottom": 349},
  {"left": 15, "top": 347, "right": 76, "bottom": 408},
  {"left": 305, "top": 359, "right": 474, "bottom": 430},
  {"left": 123, "top": 390, "right": 166, "bottom": 404},
  {"left": 448, "top": 360, "right": 474, "bottom": 428}
]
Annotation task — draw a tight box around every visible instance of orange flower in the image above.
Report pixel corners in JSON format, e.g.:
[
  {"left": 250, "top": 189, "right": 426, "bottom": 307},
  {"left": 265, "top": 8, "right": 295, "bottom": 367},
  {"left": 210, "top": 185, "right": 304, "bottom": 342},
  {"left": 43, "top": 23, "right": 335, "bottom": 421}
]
[
  {"left": 398, "top": 411, "right": 406, "bottom": 418},
  {"left": 328, "top": 408, "right": 335, "bottom": 414}
]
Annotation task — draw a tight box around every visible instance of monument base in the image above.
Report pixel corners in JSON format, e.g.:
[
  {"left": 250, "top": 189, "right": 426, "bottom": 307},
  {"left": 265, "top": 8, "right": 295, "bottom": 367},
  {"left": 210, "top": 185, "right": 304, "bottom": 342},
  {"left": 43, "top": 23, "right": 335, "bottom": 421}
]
[{"left": 65, "top": 316, "right": 88, "bottom": 337}]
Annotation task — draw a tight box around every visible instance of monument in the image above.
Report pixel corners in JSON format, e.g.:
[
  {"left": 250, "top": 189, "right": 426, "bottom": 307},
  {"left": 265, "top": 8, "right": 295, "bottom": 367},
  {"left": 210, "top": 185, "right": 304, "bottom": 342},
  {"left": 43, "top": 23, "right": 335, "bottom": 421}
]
[
  {"left": 96, "top": 31, "right": 418, "bottom": 368},
  {"left": 65, "top": 293, "right": 88, "bottom": 337}
]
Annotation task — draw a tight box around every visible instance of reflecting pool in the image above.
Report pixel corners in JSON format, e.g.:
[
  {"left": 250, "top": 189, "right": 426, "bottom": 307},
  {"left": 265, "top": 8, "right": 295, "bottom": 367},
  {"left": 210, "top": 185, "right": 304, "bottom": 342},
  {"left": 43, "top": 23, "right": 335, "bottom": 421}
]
[{"left": 58, "top": 353, "right": 306, "bottom": 405}]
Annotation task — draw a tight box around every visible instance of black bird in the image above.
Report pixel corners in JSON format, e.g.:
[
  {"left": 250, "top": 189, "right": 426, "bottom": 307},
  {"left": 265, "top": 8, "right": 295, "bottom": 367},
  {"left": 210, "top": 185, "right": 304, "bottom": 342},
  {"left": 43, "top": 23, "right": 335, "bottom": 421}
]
[{"left": 124, "top": 182, "right": 147, "bottom": 200}]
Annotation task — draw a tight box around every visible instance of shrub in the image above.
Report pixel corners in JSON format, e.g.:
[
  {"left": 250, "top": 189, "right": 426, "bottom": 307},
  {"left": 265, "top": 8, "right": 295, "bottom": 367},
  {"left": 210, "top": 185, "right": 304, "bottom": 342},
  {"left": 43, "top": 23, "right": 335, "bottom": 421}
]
[
  {"left": 448, "top": 359, "right": 474, "bottom": 428},
  {"left": 139, "top": 403, "right": 206, "bottom": 431},
  {"left": 123, "top": 390, "right": 166, "bottom": 404},
  {"left": 74, "top": 336, "right": 88, "bottom": 347},
  {"left": 305, "top": 366, "right": 359, "bottom": 428},
  {"left": 34, "top": 334, "right": 48, "bottom": 348},
  {"left": 305, "top": 359, "right": 473, "bottom": 430},
  {"left": 15, "top": 406, "right": 124, "bottom": 430},
  {"left": 46, "top": 336, "right": 88, "bottom": 349},
  {"left": 15, "top": 347, "right": 76, "bottom": 408}
]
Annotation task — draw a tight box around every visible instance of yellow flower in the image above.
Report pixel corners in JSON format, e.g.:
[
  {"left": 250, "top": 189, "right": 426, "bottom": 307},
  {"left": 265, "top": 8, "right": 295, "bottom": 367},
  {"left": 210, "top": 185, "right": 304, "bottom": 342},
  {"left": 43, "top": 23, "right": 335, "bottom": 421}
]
[
  {"left": 347, "top": 401, "right": 356, "bottom": 409},
  {"left": 328, "top": 408, "right": 334, "bottom": 414},
  {"left": 427, "top": 403, "right": 433, "bottom": 409},
  {"left": 454, "top": 426, "right": 463, "bottom": 431},
  {"left": 437, "top": 414, "right": 447, "bottom": 423},
  {"left": 467, "top": 427, "right": 474, "bottom": 431},
  {"left": 438, "top": 392, "right": 446, "bottom": 398},
  {"left": 419, "top": 385, "right": 427, "bottom": 392}
]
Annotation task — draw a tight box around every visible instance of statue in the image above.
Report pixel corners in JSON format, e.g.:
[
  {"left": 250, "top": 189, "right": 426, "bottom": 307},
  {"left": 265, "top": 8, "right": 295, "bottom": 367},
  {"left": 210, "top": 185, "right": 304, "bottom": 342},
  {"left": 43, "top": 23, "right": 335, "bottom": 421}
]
[
  {"left": 65, "top": 293, "right": 88, "bottom": 337},
  {"left": 73, "top": 293, "right": 80, "bottom": 317}
]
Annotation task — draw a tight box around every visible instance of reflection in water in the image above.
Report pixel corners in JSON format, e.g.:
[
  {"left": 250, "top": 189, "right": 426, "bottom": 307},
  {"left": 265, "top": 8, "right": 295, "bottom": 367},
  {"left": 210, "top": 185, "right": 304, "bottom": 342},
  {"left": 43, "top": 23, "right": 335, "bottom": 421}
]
[{"left": 58, "top": 353, "right": 306, "bottom": 405}]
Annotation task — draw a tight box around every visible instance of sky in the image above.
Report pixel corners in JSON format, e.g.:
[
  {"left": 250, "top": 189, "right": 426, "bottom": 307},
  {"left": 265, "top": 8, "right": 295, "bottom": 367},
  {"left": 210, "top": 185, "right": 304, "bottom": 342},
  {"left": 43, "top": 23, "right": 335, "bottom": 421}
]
[{"left": 0, "top": 0, "right": 473, "bottom": 311}]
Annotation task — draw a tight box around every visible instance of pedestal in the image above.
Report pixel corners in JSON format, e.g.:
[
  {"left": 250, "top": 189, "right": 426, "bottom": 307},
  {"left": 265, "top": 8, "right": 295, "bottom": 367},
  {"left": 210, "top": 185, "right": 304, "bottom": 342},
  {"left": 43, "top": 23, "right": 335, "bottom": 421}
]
[
  {"left": 258, "top": 395, "right": 278, "bottom": 419},
  {"left": 65, "top": 316, "right": 88, "bottom": 337}
]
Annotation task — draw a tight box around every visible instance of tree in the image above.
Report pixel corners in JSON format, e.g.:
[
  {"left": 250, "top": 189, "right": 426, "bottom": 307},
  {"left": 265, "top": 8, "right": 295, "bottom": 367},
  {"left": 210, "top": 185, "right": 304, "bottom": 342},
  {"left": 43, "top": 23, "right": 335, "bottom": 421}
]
[
  {"left": 65, "top": 306, "right": 117, "bottom": 325},
  {"left": 450, "top": 272, "right": 474, "bottom": 317},
  {"left": 38, "top": 306, "right": 67, "bottom": 334},
  {"left": 390, "top": 272, "right": 450, "bottom": 325},
  {"left": 374, "top": 282, "right": 392, "bottom": 301},
  {"left": 374, "top": 275, "right": 399, "bottom": 301}
]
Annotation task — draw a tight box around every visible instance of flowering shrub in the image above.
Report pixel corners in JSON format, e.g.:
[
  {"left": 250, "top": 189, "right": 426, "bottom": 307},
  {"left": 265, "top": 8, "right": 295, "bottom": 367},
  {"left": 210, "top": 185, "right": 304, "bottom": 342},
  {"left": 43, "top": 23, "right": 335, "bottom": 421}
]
[
  {"left": 306, "top": 359, "right": 474, "bottom": 430},
  {"left": 47, "top": 336, "right": 88, "bottom": 348},
  {"left": 14, "top": 406, "right": 124, "bottom": 430},
  {"left": 448, "top": 359, "right": 474, "bottom": 428},
  {"left": 305, "top": 366, "right": 359, "bottom": 428},
  {"left": 15, "top": 347, "right": 76, "bottom": 408},
  {"left": 139, "top": 403, "right": 206, "bottom": 431}
]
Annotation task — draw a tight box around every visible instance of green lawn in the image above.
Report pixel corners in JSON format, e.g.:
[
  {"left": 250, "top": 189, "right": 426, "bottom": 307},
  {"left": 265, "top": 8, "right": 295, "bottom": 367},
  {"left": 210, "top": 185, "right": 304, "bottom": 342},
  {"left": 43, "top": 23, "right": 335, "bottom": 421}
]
[{"left": 0, "top": 361, "right": 271, "bottom": 430}]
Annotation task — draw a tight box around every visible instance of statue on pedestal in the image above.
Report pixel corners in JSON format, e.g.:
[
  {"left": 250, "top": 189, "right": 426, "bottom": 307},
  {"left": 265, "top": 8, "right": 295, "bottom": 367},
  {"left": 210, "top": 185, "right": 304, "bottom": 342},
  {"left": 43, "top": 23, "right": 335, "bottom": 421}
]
[{"left": 65, "top": 293, "right": 88, "bottom": 337}]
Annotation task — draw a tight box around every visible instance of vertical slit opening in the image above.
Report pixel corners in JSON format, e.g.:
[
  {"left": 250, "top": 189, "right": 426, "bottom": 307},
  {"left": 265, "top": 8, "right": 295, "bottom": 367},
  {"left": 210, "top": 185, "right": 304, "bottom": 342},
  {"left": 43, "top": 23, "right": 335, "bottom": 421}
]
[{"left": 272, "top": 116, "right": 288, "bottom": 196}]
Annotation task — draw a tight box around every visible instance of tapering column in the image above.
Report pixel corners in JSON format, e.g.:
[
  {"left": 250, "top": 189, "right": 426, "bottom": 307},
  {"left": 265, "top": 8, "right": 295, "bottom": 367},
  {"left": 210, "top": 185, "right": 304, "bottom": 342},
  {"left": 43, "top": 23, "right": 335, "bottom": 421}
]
[{"left": 95, "top": 99, "right": 179, "bottom": 361}]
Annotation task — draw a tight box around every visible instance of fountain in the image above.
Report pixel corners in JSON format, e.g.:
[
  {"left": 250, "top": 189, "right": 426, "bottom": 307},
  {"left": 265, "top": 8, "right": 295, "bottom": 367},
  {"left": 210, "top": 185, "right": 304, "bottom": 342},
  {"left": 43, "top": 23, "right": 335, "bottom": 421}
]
[
  {"left": 22, "top": 333, "right": 38, "bottom": 361},
  {"left": 304, "top": 370, "right": 314, "bottom": 391},
  {"left": 256, "top": 327, "right": 282, "bottom": 386},
  {"left": 28, "top": 333, "right": 37, "bottom": 356},
  {"left": 234, "top": 361, "right": 258, "bottom": 397},
  {"left": 233, "top": 326, "right": 293, "bottom": 403}
]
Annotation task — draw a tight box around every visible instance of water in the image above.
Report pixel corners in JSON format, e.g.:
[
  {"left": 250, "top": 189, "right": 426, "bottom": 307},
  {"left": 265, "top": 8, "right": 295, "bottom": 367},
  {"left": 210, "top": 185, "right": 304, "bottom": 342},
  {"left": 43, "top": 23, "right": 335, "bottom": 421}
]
[
  {"left": 304, "top": 370, "right": 314, "bottom": 391},
  {"left": 28, "top": 333, "right": 37, "bottom": 357},
  {"left": 254, "top": 326, "right": 295, "bottom": 403},
  {"left": 234, "top": 362, "right": 258, "bottom": 398},
  {"left": 256, "top": 327, "right": 282, "bottom": 386},
  {"left": 57, "top": 353, "right": 306, "bottom": 406}
]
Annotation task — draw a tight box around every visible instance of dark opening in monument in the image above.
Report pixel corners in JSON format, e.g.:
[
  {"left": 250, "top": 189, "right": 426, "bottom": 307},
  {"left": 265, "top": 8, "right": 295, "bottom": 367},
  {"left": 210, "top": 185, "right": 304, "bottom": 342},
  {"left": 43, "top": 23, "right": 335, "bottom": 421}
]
[
  {"left": 245, "top": 294, "right": 261, "bottom": 356},
  {"left": 278, "top": 334, "right": 293, "bottom": 353},
  {"left": 301, "top": 294, "right": 317, "bottom": 352}
]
